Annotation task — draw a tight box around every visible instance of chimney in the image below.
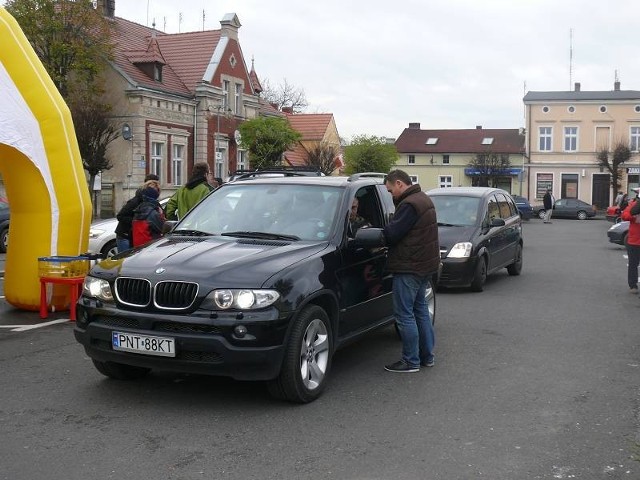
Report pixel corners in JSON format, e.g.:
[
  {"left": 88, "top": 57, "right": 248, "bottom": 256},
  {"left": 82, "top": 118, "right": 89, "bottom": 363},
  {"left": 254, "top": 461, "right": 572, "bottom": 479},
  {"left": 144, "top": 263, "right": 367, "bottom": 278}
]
[
  {"left": 574, "top": 82, "right": 581, "bottom": 91},
  {"left": 220, "top": 13, "right": 241, "bottom": 41},
  {"left": 614, "top": 81, "right": 621, "bottom": 91},
  {"left": 95, "top": 0, "right": 115, "bottom": 18},
  {"left": 281, "top": 106, "right": 294, "bottom": 114},
  {"left": 476, "top": 125, "right": 482, "bottom": 130},
  {"left": 408, "top": 122, "right": 420, "bottom": 129}
]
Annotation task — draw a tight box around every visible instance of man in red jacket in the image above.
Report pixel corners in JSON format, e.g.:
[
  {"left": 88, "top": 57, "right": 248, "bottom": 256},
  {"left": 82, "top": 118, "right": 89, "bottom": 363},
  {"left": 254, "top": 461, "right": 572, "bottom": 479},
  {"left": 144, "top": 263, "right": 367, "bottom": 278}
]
[{"left": 621, "top": 187, "right": 640, "bottom": 293}]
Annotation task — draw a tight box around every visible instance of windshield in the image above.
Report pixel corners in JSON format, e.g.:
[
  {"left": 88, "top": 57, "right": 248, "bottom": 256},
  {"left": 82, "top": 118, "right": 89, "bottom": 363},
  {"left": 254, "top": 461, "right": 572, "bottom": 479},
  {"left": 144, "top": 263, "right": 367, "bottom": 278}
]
[
  {"left": 175, "top": 183, "right": 342, "bottom": 241},
  {"left": 430, "top": 195, "right": 481, "bottom": 226}
]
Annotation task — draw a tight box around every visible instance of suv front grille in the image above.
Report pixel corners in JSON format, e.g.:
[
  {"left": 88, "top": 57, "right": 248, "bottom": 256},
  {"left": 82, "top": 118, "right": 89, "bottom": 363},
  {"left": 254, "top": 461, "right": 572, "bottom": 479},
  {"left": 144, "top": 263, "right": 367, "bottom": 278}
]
[
  {"left": 154, "top": 281, "right": 198, "bottom": 309},
  {"left": 115, "top": 278, "right": 152, "bottom": 306},
  {"left": 114, "top": 278, "right": 198, "bottom": 310}
]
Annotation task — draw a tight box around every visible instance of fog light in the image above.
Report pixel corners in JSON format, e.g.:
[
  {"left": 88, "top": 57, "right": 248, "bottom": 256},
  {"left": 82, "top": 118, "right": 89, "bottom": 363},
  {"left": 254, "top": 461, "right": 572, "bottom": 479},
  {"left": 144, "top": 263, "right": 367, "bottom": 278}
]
[{"left": 234, "top": 325, "right": 247, "bottom": 338}]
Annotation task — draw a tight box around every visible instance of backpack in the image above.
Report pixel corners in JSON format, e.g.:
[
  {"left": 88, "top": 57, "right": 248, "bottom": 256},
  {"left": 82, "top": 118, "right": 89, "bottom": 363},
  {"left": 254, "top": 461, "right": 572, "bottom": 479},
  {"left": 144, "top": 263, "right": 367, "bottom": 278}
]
[{"left": 132, "top": 203, "right": 162, "bottom": 246}]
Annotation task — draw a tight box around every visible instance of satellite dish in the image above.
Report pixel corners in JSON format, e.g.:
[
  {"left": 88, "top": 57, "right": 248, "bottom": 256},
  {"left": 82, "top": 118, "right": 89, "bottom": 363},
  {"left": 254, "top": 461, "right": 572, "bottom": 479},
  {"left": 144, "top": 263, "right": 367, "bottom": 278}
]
[
  {"left": 122, "top": 123, "right": 133, "bottom": 141},
  {"left": 234, "top": 130, "right": 242, "bottom": 144}
]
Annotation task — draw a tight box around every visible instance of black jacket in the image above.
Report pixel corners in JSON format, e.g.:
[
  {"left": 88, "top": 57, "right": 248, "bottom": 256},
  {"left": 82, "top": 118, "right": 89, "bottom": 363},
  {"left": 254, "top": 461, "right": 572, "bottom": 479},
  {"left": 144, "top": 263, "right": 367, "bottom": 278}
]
[{"left": 115, "top": 190, "right": 144, "bottom": 239}]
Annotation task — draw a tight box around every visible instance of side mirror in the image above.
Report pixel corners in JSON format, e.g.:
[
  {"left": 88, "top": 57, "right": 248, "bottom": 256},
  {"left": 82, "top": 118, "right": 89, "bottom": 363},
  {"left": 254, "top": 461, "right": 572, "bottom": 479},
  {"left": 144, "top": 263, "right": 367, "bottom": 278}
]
[
  {"left": 353, "top": 227, "right": 386, "bottom": 247},
  {"left": 162, "top": 220, "right": 177, "bottom": 234},
  {"left": 489, "top": 217, "right": 506, "bottom": 227}
]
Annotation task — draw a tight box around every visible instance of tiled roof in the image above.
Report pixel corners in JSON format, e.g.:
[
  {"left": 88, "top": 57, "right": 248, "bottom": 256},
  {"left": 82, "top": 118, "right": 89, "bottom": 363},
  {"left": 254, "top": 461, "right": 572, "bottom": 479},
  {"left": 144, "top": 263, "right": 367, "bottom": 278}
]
[
  {"left": 283, "top": 145, "right": 308, "bottom": 166},
  {"left": 111, "top": 17, "right": 221, "bottom": 96},
  {"left": 524, "top": 90, "right": 640, "bottom": 102},
  {"left": 286, "top": 113, "right": 333, "bottom": 140},
  {"left": 395, "top": 128, "right": 524, "bottom": 154}
]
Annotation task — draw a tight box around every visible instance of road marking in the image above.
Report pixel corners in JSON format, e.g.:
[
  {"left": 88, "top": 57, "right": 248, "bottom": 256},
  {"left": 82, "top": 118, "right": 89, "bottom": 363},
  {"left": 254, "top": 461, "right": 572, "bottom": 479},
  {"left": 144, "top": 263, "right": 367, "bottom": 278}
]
[{"left": 0, "top": 319, "right": 69, "bottom": 331}]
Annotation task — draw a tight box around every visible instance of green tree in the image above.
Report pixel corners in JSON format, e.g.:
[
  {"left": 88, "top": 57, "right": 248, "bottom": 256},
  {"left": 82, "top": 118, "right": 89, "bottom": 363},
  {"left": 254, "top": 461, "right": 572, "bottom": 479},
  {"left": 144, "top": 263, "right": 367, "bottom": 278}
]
[
  {"left": 306, "top": 142, "right": 340, "bottom": 176},
  {"left": 5, "top": 0, "right": 114, "bottom": 98},
  {"left": 238, "top": 117, "right": 302, "bottom": 169},
  {"left": 468, "top": 151, "right": 511, "bottom": 187},
  {"left": 596, "top": 141, "right": 631, "bottom": 195},
  {"left": 343, "top": 135, "right": 398, "bottom": 174}
]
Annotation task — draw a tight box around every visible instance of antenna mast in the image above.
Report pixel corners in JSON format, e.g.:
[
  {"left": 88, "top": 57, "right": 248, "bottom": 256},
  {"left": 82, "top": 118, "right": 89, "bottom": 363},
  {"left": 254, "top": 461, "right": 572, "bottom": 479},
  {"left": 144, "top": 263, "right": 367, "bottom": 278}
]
[{"left": 569, "top": 28, "right": 573, "bottom": 89}]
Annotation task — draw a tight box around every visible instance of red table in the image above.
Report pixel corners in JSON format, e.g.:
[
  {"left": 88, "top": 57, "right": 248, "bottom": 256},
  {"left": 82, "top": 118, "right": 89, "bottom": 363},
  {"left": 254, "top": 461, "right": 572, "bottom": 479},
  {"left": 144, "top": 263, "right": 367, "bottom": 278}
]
[{"left": 39, "top": 276, "right": 85, "bottom": 321}]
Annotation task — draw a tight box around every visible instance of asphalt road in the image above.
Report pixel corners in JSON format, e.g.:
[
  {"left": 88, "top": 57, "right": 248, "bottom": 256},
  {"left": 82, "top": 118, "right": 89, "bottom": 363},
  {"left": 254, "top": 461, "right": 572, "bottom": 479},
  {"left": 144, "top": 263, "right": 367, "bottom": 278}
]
[{"left": 0, "top": 218, "right": 638, "bottom": 479}]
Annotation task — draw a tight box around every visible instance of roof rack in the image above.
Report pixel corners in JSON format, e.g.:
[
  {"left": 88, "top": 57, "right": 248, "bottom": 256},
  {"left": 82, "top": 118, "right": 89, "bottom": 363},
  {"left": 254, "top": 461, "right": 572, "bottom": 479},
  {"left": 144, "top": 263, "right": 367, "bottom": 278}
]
[
  {"left": 347, "top": 172, "right": 387, "bottom": 182},
  {"left": 229, "top": 166, "right": 323, "bottom": 182}
]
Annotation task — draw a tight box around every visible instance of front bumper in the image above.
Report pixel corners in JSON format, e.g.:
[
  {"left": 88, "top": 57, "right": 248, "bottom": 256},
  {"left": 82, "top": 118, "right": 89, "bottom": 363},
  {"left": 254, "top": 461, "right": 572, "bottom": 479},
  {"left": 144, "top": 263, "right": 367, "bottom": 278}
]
[
  {"left": 437, "top": 256, "right": 479, "bottom": 287},
  {"left": 607, "top": 230, "right": 626, "bottom": 245},
  {"left": 73, "top": 300, "right": 291, "bottom": 381}
]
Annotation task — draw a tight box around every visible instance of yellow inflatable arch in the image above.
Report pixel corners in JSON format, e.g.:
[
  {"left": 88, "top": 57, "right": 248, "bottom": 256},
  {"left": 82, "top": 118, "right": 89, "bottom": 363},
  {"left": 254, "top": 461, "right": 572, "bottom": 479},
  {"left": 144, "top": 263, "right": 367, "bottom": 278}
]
[{"left": 0, "top": 8, "right": 91, "bottom": 311}]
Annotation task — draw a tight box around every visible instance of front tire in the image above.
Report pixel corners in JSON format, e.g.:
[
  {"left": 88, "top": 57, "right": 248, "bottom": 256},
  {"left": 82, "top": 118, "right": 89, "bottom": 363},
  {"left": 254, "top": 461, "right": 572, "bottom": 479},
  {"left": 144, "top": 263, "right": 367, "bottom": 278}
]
[
  {"left": 577, "top": 210, "right": 588, "bottom": 220},
  {"left": 470, "top": 256, "right": 487, "bottom": 292},
  {"left": 101, "top": 239, "right": 118, "bottom": 258},
  {"left": 267, "top": 305, "right": 333, "bottom": 403},
  {"left": 507, "top": 244, "right": 523, "bottom": 276},
  {"left": 92, "top": 360, "right": 151, "bottom": 380}
]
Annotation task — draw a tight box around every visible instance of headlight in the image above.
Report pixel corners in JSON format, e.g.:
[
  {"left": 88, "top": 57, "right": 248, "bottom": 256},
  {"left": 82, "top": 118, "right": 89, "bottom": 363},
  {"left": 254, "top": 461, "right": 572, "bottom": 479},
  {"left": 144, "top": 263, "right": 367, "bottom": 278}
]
[
  {"left": 447, "top": 242, "right": 472, "bottom": 258},
  {"left": 203, "top": 289, "right": 280, "bottom": 310},
  {"left": 82, "top": 276, "right": 113, "bottom": 301},
  {"left": 89, "top": 228, "right": 105, "bottom": 239}
]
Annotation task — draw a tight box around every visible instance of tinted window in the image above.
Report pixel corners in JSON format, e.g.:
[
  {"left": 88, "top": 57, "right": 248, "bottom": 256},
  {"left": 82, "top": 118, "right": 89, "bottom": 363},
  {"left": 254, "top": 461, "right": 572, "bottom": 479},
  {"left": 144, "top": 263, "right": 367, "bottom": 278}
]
[{"left": 430, "top": 195, "right": 481, "bottom": 226}]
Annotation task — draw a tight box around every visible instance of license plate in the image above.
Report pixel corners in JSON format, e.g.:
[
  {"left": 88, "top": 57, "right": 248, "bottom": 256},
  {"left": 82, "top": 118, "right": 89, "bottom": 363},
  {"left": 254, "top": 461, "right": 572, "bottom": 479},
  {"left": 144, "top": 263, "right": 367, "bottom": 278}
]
[{"left": 112, "top": 332, "right": 176, "bottom": 357}]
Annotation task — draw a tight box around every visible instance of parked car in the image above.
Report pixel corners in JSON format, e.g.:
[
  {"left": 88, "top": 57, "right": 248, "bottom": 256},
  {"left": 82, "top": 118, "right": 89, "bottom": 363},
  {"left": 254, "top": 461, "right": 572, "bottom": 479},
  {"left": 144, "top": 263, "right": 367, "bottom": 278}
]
[
  {"left": 0, "top": 199, "right": 9, "bottom": 253},
  {"left": 74, "top": 173, "right": 436, "bottom": 403},
  {"left": 512, "top": 195, "right": 533, "bottom": 220},
  {"left": 88, "top": 197, "right": 170, "bottom": 258},
  {"left": 607, "top": 220, "right": 629, "bottom": 245},
  {"left": 427, "top": 187, "right": 523, "bottom": 291},
  {"left": 533, "top": 198, "right": 597, "bottom": 220}
]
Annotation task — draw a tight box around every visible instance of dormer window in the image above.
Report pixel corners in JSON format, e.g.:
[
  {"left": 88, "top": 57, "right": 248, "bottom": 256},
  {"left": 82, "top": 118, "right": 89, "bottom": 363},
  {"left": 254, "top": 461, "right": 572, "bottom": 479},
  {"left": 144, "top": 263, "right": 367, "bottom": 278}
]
[
  {"left": 154, "top": 64, "right": 162, "bottom": 82},
  {"left": 481, "top": 137, "right": 494, "bottom": 145},
  {"left": 426, "top": 138, "right": 438, "bottom": 145}
]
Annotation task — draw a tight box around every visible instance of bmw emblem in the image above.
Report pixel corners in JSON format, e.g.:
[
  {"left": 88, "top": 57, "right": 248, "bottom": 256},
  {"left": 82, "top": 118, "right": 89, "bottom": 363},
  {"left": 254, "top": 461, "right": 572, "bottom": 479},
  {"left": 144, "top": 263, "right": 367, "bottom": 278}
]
[{"left": 155, "top": 267, "right": 166, "bottom": 275}]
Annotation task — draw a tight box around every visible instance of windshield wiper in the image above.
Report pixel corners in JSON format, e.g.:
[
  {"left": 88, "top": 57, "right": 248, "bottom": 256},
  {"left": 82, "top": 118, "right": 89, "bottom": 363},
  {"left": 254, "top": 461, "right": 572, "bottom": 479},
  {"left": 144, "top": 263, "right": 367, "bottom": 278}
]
[
  {"left": 222, "top": 231, "right": 300, "bottom": 241},
  {"left": 171, "top": 229, "right": 213, "bottom": 236},
  {"left": 437, "top": 222, "right": 461, "bottom": 227}
]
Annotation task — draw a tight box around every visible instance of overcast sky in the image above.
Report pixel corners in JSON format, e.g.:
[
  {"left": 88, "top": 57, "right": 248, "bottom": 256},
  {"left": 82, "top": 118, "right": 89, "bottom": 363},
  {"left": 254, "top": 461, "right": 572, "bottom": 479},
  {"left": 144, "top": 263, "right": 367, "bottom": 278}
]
[{"left": 102, "top": 0, "right": 640, "bottom": 139}]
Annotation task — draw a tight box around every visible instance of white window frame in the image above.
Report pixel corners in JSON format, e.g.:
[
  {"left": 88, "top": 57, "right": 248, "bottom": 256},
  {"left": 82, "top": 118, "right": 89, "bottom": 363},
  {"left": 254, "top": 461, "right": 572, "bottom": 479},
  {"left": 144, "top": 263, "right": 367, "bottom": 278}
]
[
  {"left": 235, "top": 83, "right": 242, "bottom": 115},
  {"left": 563, "top": 126, "right": 578, "bottom": 152},
  {"left": 442, "top": 155, "right": 450, "bottom": 165},
  {"left": 630, "top": 126, "right": 640, "bottom": 152},
  {"left": 409, "top": 175, "right": 418, "bottom": 184},
  {"left": 539, "top": 126, "right": 552, "bottom": 151},
  {"left": 408, "top": 154, "right": 415, "bottom": 165},
  {"left": 237, "top": 149, "right": 247, "bottom": 171},
  {"left": 481, "top": 137, "right": 494, "bottom": 145},
  {"left": 222, "top": 80, "right": 230, "bottom": 109},
  {"left": 439, "top": 175, "right": 453, "bottom": 188},
  {"left": 151, "top": 142, "right": 164, "bottom": 182},
  {"left": 172, "top": 144, "right": 185, "bottom": 186}
]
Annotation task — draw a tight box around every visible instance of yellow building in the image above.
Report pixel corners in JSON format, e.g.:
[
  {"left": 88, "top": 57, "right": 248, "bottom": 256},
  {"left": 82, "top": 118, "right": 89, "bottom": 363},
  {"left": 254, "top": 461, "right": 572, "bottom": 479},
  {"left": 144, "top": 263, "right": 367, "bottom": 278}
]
[
  {"left": 394, "top": 124, "right": 526, "bottom": 194},
  {"left": 524, "top": 81, "right": 640, "bottom": 207}
]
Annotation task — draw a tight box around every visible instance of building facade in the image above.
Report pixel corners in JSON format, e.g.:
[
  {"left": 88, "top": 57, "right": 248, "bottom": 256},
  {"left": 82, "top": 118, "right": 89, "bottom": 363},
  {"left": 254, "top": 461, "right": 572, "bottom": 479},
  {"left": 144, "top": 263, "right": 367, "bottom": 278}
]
[
  {"left": 394, "top": 124, "right": 526, "bottom": 194},
  {"left": 523, "top": 82, "right": 640, "bottom": 207},
  {"left": 96, "top": 2, "right": 261, "bottom": 215}
]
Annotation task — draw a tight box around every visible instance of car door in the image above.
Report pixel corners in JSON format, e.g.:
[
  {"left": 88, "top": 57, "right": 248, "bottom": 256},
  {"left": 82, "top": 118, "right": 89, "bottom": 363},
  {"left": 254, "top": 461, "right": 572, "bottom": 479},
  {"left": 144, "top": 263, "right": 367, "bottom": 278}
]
[
  {"left": 483, "top": 194, "right": 509, "bottom": 270},
  {"left": 335, "top": 186, "right": 393, "bottom": 337},
  {"left": 495, "top": 192, "right": 520, "bottom": 265},
  {"left": 553, "top": 198, "right": 570, "bottom": 218}
]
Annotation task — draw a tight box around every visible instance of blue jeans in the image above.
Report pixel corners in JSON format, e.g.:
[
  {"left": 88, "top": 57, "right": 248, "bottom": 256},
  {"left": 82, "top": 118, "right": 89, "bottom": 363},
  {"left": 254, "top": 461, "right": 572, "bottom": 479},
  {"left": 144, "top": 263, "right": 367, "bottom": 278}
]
[
  {"left": 393, "top": 273, "right": 435, "bottom": 367},
  {"left": 116, "top": 236, "right": 130, "bottom": 254}
]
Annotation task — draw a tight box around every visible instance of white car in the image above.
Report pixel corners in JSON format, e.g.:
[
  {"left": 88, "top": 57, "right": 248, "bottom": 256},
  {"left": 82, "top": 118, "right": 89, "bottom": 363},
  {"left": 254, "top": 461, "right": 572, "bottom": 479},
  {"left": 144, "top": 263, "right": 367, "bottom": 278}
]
[{"left": 88, "top": 198, "right": 169, "bottom": 258}]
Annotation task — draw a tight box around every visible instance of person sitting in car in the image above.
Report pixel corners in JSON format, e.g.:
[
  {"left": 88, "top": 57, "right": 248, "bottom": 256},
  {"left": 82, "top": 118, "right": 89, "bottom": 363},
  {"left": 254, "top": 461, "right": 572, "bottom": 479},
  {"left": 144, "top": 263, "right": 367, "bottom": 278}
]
[{"left": 349, "top": 197, "right": 370, "bottom": 236}]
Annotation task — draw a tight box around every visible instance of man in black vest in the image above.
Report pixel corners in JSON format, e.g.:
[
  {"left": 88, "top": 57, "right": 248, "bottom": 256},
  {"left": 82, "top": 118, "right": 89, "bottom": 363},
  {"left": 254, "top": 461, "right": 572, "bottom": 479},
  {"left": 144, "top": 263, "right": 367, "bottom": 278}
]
[{"left": 382, "top": 170, "right": 440, "bottom": 373}]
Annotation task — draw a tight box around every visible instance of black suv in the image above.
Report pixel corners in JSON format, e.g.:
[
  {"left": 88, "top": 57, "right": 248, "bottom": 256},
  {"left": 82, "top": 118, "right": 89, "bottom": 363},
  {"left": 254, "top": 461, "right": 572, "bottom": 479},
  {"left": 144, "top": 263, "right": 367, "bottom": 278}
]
[
  {"left": 427, "top": 187, "right": 523, "bottom": 291},
  {"left": 74, "top": 174, "right": 437, "bottom": 403}
]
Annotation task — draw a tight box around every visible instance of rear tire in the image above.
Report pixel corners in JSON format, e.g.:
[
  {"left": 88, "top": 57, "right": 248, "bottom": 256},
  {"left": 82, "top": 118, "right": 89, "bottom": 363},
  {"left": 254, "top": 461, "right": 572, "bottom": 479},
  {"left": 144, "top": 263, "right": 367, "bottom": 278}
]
[
  {"left": 92, "top": 360, "right": 150, "bottom": 380},
  {"left": 507, "top": 244, "right": 523, "bottom": 276},
  {"left": 267, "top": 305, "right": 332, "bottom": 403},
  {"left": 470, "top": 256, "right": 487, "bottom": 292},
  {"left": 577, "top": 210, "right": 588, "bottom": 220},
  {"left": 537, "top": 210, "right": 546, "bottom": 220}
]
